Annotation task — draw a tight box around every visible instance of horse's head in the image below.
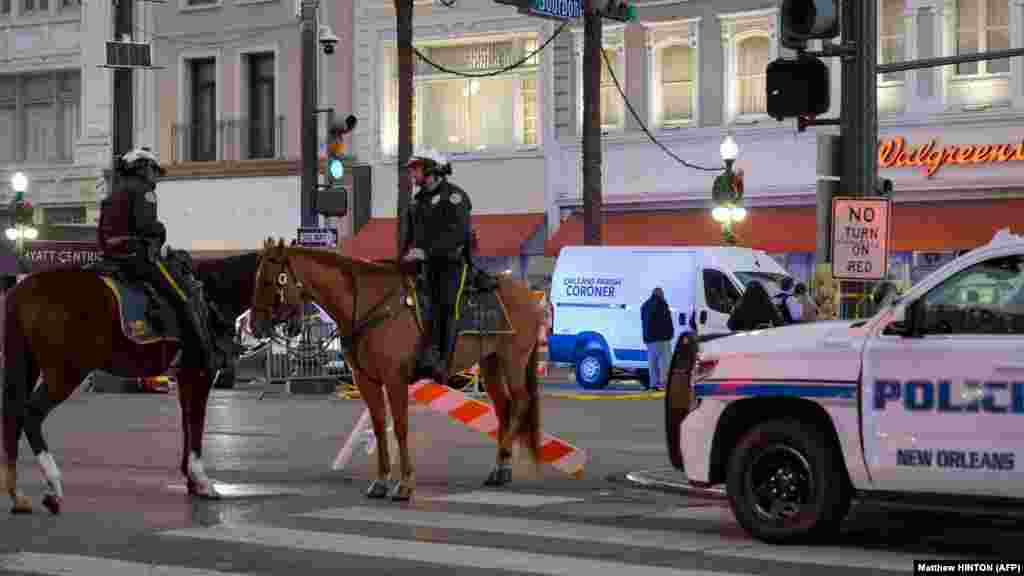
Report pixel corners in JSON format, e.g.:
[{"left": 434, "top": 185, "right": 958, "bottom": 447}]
[{"left": 251, "top": 237, "right": 305, "bottom": 339}]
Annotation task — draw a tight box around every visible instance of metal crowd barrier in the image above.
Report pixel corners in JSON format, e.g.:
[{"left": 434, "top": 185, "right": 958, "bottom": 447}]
[{"left": 235, "top": 315, "right": 349, "bottom": 398}]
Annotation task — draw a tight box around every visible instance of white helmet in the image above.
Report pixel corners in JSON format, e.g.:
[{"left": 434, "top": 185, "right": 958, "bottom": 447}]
[
  {"left": 407, "top": 148, "right": 451, "bottom": 177},
  {"left": 119, "top": 147, "right": 166, "bottom": 177}
]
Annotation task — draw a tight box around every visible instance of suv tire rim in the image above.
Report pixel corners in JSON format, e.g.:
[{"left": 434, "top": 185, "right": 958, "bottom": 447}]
[{"left": 746, "top": 443, "right": 813, "bottom": 522}]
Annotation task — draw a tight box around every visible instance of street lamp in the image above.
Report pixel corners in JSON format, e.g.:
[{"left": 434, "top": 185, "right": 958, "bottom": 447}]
[
  {"left": 7, "top": 172, "right": 38, "bottom": 261},
  {"left": 711, "top": 135, "right": 746, "bottom": 245}
]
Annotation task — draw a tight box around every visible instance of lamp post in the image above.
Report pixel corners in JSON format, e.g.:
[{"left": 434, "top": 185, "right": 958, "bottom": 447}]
[
  {"left": 711, "top": 135, "right": 746, "bottom": 245},
  {"left": 7, "top": 172, "right": 38, "bottom": 267}
]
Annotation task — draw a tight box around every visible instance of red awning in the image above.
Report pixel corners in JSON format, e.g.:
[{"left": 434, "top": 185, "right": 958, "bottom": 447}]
[
  {"left": 544, "top": 199, "right": 1024, "bottom": 257},
  {"left": 341, "top": 213, "right": 545, "bottom": 260}
]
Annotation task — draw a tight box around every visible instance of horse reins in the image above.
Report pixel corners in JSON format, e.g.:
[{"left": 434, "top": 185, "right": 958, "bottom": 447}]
[{"left": 335, "top": 265, "right": 403, "bottom": 387}]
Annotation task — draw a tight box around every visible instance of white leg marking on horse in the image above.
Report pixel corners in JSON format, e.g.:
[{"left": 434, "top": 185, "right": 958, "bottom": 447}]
[
  {"left": 36, "top": 452, "right": 63, "bottom": 499},
  {"left": 188, "top": 452, "right": 214, "bottom": 494}
]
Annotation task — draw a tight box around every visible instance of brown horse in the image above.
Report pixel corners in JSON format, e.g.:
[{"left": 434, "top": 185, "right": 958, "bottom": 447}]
[
  {"left": 1, "top": 251, "right": 274, "bottom": 515},
  {"left": 249, "top": 238, "right": 543, "bottom": 500}
]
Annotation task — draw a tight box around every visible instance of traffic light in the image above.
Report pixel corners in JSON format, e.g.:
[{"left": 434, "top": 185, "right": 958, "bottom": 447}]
[
  {"left": 766, "top": 55, "right": 830, "bottom": 120},
  {"left": 780, "top": 0, "right": 840, "bottom": 51},
  {"left": 874, "top": 178, "right": 893, "bottom": 198},
  {"left": 594, "top": 0, "right": 636, "bottom": 22},
  {"left": 314, "top": 114, "right": 357, "bottom": 218}
]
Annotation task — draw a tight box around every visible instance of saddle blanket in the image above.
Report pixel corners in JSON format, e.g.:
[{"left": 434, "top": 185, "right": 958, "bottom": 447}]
[
  {"left": 88, "top": 259, "right": 184, "bottom": 346},
  {"left": 406, "top": 263, "right": 514, "bottom": 337}
]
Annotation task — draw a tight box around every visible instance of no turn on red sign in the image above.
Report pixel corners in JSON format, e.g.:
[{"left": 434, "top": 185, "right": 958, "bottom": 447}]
[{"left": 831, "top": 197, "right": 892, "bottom": 281}]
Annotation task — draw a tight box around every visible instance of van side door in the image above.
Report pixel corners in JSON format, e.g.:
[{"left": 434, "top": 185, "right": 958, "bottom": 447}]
[{"left": 700, "top": 268, "right": 741, "bottom": 335}]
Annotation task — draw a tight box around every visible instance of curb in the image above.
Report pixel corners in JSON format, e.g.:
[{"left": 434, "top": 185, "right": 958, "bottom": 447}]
[
  {"left": 545, "top": 390, "right": 665, "bottom": 401},
  {"left": 623, "top": 469, "right": 729, "bottom": 500}
]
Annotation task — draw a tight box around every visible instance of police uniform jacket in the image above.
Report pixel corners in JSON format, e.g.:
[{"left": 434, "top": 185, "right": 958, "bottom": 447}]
[
  {"left": 404, "top": 180, "right": 472, "bottom": 262},
  {"left": 98, "top": 173, "right": 166, "bottom": 251}
]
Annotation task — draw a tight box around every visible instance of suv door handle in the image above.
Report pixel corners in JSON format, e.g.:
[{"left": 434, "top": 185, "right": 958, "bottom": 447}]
[{"left": 995, "top": 363, "right": 1024, "bottom": 372}]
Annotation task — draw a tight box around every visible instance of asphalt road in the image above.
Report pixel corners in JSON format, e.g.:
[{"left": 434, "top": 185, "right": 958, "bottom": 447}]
[{"left": 0, "top": 384, "right": 1021, "bottom": 576}]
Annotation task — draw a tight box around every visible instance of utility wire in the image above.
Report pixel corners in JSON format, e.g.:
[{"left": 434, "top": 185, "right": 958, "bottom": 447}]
[
  {"left": 413, "top": 20, "right": 568, "bottom": 78},
  {"left": 600, "top": 44, "right": 723, "bottom": 172}
]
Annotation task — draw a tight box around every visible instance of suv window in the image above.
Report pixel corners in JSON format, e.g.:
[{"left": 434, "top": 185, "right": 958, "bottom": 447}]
[
  {"left": 922, "top": 255, "right": 1024, "bottom": 335},
  {"left": 704, "top": 269, "right": 741, "bottom": 314}
]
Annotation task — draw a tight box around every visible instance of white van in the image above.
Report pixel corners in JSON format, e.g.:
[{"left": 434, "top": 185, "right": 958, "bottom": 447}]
[{"left": 548, "top": 246, "right": 792, "bottom": 389}]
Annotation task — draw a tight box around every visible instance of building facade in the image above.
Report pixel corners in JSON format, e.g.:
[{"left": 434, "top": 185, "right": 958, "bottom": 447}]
[
  {"left": 542, "top": 0, "right": 1024, "bottom": 287},
  {"left": 1, "top": 0, "right": 110, "bottom": 249},
  {"left": 151, "top": 0, "right": 357, "bottom": 255}
]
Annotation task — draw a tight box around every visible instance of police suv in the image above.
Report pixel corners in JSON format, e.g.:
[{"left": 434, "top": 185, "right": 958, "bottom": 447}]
[{"left": 675, "top": 229, "right": 1024, "bottom": 544}]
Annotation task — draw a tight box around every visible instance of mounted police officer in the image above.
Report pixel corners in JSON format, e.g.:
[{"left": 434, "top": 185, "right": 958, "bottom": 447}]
[
  {"left": 401, "top": 149, "right": 472, "bottom": 384},
  {"left": 97, "top": 148, "right": 223, "bottom": 378}
]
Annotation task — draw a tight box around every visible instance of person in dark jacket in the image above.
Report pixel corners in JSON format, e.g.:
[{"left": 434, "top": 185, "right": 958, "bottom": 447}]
[
  {"left": 641, "top": 287, "right": 674, "bottom": 391},
  {"left": 98, "top": 148, "right": 223, "bottom": 379},
  {"left": 401, "top": 149, "right": 472, "bottom": 384},
  {"left": 728, "top": 280, "right": 784, "bottom": 332}
]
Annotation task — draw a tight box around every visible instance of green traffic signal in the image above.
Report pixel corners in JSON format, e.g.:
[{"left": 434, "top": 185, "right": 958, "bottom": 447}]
[
  {"left": 328, "top": 158, "right": 344, "bottom": 181},
  {"left": 625, "top": 5, "right": 636, "bottom": 21}
]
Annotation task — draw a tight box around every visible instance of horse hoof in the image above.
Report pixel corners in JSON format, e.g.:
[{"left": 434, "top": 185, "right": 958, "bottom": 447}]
[
  {"left": 389, "top": 483, "right": 413, "bottom": 502},
  {"left": 10, "top": 495, "right": 33, "bottom": 515},
  {"left": 366, "top": 479, "right": 390, "bottom": 499},
  {"left": 484, "top": 467, "right": 512, "bottom": 487},
  {"left": 42, "top": 494, "right": 61, "bottom": 515}
]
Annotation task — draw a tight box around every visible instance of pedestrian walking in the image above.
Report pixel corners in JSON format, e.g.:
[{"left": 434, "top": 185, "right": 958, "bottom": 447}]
[{"left": 641, "top": 287, "right": 674, "bottom": 391}]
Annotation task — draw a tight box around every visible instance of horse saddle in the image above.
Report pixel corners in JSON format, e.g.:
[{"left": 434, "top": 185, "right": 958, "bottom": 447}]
[
  {"left": 85, "top": 257, "right": 184, "bottom": 346},
  {"left": 403, "top": 262, "right": 515, "bottom": 337}
]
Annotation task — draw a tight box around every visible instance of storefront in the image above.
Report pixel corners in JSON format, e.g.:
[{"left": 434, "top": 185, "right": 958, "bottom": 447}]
[{"left": 545, "top": 123, "right": 1024, "bottom": 287}]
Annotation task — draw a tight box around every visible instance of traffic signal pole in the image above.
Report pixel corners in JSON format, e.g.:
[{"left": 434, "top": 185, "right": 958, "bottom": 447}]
[
  {"left": 581, "top": 0, "right": 603, "bottom": 245},
  {"left": 300, "top": 0, "right": 319, "bottom": 228},
  {"left": 111, "top": 0, "right": 134, "bottom": 192},
  {"left": 843, "top": 0, "right": 876, "bottom": 200}
]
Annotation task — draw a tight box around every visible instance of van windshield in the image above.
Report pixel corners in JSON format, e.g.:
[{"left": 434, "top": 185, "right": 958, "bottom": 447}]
[{"left": 734, "top": 271, "right": 790, "bottom": 289}]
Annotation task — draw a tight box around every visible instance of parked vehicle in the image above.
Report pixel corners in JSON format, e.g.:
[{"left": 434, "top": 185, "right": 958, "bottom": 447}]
[{"left": 548, "top": 245, "right": 792, "bottom": 389}]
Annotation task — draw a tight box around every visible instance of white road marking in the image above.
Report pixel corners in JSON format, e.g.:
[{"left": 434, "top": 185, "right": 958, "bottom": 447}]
[
  {"left": 302, "top": 506, "right": 743, "bottom": 552},
  {"left": 161, "top": 523, "right": 757, "bottom": 576},
  {"left": 0, "top": 552, "right": 249, "bottom": 576},
  {"left": 653, "top": 506, "right": 737, "bottom": 523},
  {"left": 423, "top": 490, "right": 584, "bottom": 507}
]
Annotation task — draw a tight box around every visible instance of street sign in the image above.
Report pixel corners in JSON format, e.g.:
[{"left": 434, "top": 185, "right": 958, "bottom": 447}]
[
  {"left": 524, "top": 0, "right": 583, "bottom": 20},
  {"left": 831, "top": 197, "right": 891, "bottom": 281},
  {"left": 296, "top": 227, "right": 338, "bottom": 248},
  {"left": 105, "top": 41, "right": 152, "bottom": 68}
]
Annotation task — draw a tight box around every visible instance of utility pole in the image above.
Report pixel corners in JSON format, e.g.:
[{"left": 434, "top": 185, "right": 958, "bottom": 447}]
[
  {"left": 395, "top": 0, "right": 414, "bottom": 257},
  {"left": 300, "top": 0, "right": 319, "bottom": 228},
  {"left": 841, "top": 0, "right": 876, "bottom": 199},
  {"left": 581, "top": 0, "right": 602, "bottom": 245},
  {"left": 111, "top": 0, "right": 134, "bottom": 178}
]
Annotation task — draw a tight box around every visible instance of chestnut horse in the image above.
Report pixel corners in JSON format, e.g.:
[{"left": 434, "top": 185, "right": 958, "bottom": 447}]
[
  {"left": 1, "top": 251, "right": 276, "bottom": 515},
  {"left": 250, "top": 238, "right": 543, "bottom": 501}
]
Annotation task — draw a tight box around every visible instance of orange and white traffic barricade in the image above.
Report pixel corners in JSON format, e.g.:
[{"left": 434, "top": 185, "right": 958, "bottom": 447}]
[{"left": 332, "top": 380, "right": 588, "bottom": 478}]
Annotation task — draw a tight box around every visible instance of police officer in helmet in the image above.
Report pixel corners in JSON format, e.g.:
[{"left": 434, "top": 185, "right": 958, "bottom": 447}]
[
  {"left": 98, "top": 148, "right": 223, "bottom": 378},
  {"left": 401, "top": 149, "right": 472, "bottom": 384}
]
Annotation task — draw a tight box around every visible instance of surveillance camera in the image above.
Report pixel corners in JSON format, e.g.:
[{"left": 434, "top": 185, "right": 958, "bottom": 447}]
[{"left": 319, "top": 25, "right": 339, "bottom": 55}]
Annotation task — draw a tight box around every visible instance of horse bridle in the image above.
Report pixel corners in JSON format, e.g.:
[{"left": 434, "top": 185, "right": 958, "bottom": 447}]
[
  {"left": 252, "top": 253, "right": 307, "bottom": 329},
  {"left": 336, "top": 265, "right": 403, "bottom": 384}
]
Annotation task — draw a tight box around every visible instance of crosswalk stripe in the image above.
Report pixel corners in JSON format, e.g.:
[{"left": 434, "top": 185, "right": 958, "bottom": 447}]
[
  {"left": 302, "top": 506, "right": 737, "bottom": 552},
  {"left": 424, "top": 490, "right": 585, "bottom": 507},
  {"left": 301, "top": 505, "right": 946, "bottom": 571},
  {"left": 161, "top": 523, "right": 758, "bottom": 576},
  {"left": 653, "top": 506, "right": 737, "bottom": 522},
  {"left": 0, "top": 552, "right": 247, "bottom": 576}
]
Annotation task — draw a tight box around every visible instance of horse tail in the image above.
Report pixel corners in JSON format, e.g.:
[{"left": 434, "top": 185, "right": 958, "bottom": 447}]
[
  {"left": 518, "top": 342, "right": 542, "bottom": 465},
  {"left": 3, "top": 283, "right": 31, "bottom": 464}
]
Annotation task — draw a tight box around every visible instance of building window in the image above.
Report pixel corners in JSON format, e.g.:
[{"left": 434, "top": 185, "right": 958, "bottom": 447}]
[
  {"left": 879, "top": 0, "right": 906, "bottom": 82},
  {"left": 736, "top": 36, "right": 769, "bottom": 116},
  {"left": 1, "top": 0, "right": 10, "bottom": 16},
  {"left": 61, "top": 0, "right": 81, "bottom": 9},
  {"left": 22, "top": 0, "right": 48, "bottom": 12},
  {"left": 187, "top": 0, "right": 216, "bottom": 5},
  {"left": 0, "top": 77, "right": 14, "bottom": 163},
  {"left": 58, "top": 72, "right": 80, "bottom": 162},
  {"left": 44, "top": 206, "right": 87, "bottom": 225},
  {"left": 24, "top": 75, "right": 55, "bottom": 163},
  {"left": 956, "top": 0, "right": 1009, "bottom": 75},
  {"left": 188, "top": 58, "right": 217, "bottom": 162},
  {"left": 660, "top": 44, "right": 695, "bottom": 125},
  {"left": 247, "top": 52, "right": 275, "bottom": 159},
  {"left": 380, "top": 34, "right": 540, "bottom": 157},
  {"left": 574, "top": 29, "right": 625, "bottom": 133}
]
